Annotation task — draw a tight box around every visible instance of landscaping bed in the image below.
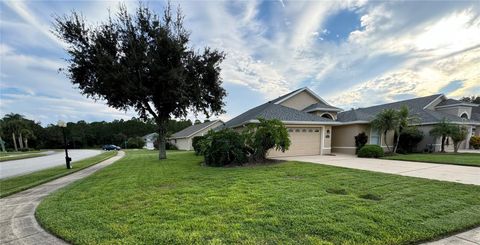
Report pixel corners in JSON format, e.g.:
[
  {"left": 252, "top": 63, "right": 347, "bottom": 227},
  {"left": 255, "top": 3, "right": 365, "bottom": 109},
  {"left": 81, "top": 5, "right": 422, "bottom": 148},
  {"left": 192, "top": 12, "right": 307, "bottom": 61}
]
[
  {"left": 383, "top": 153, "right": 480, "bottom": 167},
  {"left": 36, "top": 150, "right": 480, "bottom": 244}
]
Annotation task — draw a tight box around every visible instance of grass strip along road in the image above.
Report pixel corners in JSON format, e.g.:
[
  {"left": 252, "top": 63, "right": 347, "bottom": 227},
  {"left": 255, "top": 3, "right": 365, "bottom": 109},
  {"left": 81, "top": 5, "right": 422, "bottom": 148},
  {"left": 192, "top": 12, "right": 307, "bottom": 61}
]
[{"left": 0, "top": 151, "right": 117, "bottom": 197}]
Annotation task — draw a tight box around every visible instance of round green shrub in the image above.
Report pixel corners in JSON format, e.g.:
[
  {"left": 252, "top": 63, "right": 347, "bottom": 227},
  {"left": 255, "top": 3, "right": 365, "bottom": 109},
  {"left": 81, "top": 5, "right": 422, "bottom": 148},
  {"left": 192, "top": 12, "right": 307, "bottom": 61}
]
[
  {"left": 470, "top": 136, "right": 480, "bottom": 150},
  {"left": 192, "top": 136, "right": 205, "bottom": 155},
  {"left": 358, "top": 144, "right": 384, "bottom": 158}
]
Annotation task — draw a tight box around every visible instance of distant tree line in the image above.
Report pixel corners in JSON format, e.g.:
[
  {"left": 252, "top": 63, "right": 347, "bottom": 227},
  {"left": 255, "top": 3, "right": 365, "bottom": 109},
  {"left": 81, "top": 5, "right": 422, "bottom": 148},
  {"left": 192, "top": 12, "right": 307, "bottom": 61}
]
[{"left": 0, "top": 113, "right": 194, "bottom": 151}]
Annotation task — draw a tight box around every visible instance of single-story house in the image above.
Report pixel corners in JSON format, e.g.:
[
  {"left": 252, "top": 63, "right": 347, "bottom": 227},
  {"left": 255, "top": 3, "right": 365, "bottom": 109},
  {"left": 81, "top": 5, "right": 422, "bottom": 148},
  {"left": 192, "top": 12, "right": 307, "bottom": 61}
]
[
  {"left": 222, "top": 87, "right": 480, "bottom": 157},
  {"left": 169, "top": 120, "right": 223, "bottom": 150},
  {"left": 142, "top": 133, "right": 158, "bottom": 150}
]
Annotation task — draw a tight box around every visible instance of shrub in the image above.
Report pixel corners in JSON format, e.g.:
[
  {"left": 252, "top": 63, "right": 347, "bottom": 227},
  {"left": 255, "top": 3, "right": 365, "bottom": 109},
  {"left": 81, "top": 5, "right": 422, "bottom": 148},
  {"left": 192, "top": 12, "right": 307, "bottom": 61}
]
[
  {"left": 165, "top": 142, "right": 178, "bottom": 150},
  {"left": 243, "top": 118, "right": 290, "bottom": 161},
  {"left": 127, "top": 137, "right": 145, "bottom": 149},
  {"left": 358, "top": 144, "right": 384, "bottom": 158},
  {"left": 354, "top": 132, "right": 368, "bottom": 154},
  {"left": 470, "top": 136, "right": 480, "bottom": 149},
  {"left": 397, "top": 127, "right": 424, "bottom": 153},
  {"left": 202, "top": 129, "right": 247, "bottom": 167},
  {"left": 192, "top": 136, "right": 205, "bottom": 155}
]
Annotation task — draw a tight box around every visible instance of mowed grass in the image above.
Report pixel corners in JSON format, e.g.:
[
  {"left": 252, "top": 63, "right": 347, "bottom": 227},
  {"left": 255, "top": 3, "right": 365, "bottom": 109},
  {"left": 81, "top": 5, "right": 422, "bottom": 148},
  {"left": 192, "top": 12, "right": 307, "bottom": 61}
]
[
  {"left": 36, "top": 150, "right": 480, "bottom": 244},
  {"left": 0, "top": 150, "right": 50, "bottom": 162},
  {"left": 383, "top": 153, "right": 480, "bottom": 167},
  {"left": 0, "top": 151, "right": 117, "bottom": 197}
]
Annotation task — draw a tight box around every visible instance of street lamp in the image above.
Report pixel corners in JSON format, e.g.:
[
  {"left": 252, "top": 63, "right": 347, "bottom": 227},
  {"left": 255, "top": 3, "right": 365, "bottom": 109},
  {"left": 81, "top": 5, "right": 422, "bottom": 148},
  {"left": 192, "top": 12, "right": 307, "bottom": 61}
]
[{"left": 57, "top": 120, "right": 72, "bottom": 169}]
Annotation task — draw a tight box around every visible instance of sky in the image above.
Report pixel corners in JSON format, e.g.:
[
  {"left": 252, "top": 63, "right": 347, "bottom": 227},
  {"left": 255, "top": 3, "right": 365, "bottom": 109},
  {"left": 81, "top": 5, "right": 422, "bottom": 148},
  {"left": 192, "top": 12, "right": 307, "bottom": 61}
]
[{"left": 1, "top": 0, "right": 479, "bottom": 125}]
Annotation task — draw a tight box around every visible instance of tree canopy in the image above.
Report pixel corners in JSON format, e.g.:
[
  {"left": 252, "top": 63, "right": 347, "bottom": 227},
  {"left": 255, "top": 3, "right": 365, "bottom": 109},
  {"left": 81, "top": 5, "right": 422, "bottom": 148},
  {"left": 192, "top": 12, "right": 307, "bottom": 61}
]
[{"left": 53, "top": 3, "right": 226, "bottom": 159}]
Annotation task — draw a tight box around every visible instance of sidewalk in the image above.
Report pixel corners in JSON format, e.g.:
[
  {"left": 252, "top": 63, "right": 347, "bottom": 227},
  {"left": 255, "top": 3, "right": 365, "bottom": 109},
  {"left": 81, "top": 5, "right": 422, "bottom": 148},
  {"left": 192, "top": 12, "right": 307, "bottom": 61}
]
[{"left": 0, "top": 151, "right": 125, "bottom": 244}]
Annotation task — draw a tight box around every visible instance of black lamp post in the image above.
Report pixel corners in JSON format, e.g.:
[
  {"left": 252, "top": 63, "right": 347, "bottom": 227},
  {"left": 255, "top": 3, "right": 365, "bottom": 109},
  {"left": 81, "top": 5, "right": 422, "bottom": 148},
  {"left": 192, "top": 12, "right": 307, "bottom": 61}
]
[{"left": 57, "top": 120, "right": 72, "bottom": 169}]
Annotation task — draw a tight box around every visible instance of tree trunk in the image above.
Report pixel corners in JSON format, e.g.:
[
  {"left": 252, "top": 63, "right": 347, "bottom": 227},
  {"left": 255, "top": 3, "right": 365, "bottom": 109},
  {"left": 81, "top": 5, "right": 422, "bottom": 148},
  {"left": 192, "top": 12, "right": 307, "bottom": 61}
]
[
  {"left": 384, "top": 131, "right": 391, "bottom": 152},
  {"left": 394, "top": 132, "right": 400, "bottom": 153},
  {"left": 157, "top": 119, "right": 167, "bottom": 160},
  {"left": 0, "top": 136, "right": 6, "bottom": 152},
  {"left": 24, "top": 138, "right": 29, "bottom": 149},
  {"left": 12, "top": 133, "right": 18, "bottom": 151},
  {"left": 441, "top": 135, "right": 446, "bottom": 152},
  {"left": 18, "top": 133, "right": 24, "bottom": 149}
]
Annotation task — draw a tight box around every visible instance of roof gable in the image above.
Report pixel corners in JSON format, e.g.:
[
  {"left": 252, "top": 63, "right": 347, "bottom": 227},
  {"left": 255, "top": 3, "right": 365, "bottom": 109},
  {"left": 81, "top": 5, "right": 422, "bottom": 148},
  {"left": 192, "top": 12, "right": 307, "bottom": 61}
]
[{"left": 171, "top": 120, "right": 222, "bottom": 139}]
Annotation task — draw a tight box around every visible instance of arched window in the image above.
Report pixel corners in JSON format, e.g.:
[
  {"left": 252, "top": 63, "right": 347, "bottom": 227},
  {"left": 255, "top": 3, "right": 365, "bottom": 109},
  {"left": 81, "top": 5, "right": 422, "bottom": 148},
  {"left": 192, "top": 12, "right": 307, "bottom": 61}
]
[
  {"left": 460, "top": 113, "right": 469, "bottom": 119},
  {"left": 320, "top": 113, "right": 333, "bottom": 120}
]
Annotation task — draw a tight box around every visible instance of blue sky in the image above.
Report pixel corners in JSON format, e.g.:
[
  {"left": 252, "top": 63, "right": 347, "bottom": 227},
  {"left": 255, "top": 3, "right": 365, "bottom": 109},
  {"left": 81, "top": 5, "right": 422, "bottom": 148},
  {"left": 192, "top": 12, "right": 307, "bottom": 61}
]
[{"left": 1, "top": 0, "right": 479, "bottom": 125}]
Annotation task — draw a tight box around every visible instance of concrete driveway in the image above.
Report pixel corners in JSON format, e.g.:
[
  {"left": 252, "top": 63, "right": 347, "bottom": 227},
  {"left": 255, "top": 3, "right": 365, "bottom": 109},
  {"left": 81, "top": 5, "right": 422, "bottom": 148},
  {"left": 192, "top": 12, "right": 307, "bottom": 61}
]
[
  {"left": 272, "top": 154, "right": 480, "bottom": 185},
  {"left": 0, "top": 150, "right": 102, "bottom": 179}
]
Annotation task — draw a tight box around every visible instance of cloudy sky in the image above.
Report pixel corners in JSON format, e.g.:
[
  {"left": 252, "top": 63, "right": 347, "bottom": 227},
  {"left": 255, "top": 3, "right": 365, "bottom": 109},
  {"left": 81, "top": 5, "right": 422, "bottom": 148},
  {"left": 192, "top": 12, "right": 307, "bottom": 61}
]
[{"left": 1, "top": 0, "right": 479, "bottom": 125}]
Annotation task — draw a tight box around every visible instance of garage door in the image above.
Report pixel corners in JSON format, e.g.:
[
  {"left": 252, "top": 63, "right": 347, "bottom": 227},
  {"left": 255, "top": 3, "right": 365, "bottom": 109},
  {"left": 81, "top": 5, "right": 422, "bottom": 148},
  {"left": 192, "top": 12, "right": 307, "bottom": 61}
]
[{"left": 268, "top": 127, "right": 322, "bottom": 157}]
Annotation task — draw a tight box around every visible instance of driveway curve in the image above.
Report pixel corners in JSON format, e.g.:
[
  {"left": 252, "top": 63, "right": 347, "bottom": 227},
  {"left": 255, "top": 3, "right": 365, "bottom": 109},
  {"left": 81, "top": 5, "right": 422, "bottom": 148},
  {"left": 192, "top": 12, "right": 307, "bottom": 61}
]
[
  {"left": 0, "top": 150, "right": 103, "bottom": 179},
  {"left": 0, "top": 151, "right": 124, "bottom": 245}
]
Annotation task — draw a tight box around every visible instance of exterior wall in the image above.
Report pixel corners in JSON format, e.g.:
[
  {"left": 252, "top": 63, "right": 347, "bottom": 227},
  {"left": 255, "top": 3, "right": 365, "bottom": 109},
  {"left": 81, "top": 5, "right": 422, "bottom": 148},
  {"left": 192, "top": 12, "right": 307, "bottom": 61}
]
[
  {"left": 171, "top": 138, "right": 191, "bottom": 150},
  {"left": 331, "top": 124, "right": 369, "bottom": 154},
  {"left": 323, "top": 125, "right": 332, "bottom": 154},
  {"left": 280, "top": 91, "right": 319, "bottom": 111},
  {"left": 171, "top": 121, "right": 223, "bottom": 150}
]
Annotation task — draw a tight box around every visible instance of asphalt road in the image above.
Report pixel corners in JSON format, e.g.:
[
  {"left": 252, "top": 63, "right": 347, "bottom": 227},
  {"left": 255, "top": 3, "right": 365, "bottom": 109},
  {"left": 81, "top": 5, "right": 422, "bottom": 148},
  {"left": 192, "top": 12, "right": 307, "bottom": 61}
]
[{"left": 0, "top": 149, "right": 103, "bottom": 179}]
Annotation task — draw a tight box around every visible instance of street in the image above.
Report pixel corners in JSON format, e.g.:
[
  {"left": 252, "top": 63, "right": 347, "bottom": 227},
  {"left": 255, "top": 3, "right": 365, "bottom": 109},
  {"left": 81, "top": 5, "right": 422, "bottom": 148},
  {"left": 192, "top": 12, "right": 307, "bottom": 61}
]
[{"left": 0, "top": 149, "right": 102, "bottom": 179}]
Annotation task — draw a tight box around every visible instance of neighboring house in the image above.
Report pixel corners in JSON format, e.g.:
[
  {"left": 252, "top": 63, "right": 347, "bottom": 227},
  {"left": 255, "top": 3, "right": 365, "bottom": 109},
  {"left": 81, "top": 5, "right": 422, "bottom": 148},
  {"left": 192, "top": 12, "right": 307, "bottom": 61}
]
[
  {"left": 222, "top": 87, "right": 480, "bottom": 157},
  {"left": 142, "top": 133, "right": 158, "bottom": 150},
  {"left": 169, "top": 120, "right": 224, "bottom": 150}
]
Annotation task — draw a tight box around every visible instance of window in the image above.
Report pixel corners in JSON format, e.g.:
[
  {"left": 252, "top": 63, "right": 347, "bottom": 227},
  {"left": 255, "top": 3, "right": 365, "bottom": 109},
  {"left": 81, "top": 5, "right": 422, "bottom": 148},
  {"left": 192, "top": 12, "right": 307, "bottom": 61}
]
[
  {"left": 320, "top": 113, "right": 333, "bottom": 119},
  {"left": 288, "top": 129, "right": 293, "bottom": 132},
  {"left": 302, "top": 129, "right": 307, "bottom": 132},
  {"left": 295, "top": 129, "right": 300, "bottom": 132},
  {"left": 460, "top": 113, "right": 469, "bottom": 119},
  {"left": 370, "top": 130, "right": 380, "bottom": 145},
  {"left": 314, "top": 129, "right": 320, "bottom": 132}
]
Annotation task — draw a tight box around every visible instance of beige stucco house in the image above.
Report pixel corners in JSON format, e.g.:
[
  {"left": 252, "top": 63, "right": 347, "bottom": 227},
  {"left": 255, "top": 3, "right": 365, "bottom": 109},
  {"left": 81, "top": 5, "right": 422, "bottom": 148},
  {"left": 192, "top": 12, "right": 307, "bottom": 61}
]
[
  {"left": 222, "top": 87, "right": 480, "bottom": 157},
  {"left": 169, "top": 120, "right": 223, "bottom": 150}
]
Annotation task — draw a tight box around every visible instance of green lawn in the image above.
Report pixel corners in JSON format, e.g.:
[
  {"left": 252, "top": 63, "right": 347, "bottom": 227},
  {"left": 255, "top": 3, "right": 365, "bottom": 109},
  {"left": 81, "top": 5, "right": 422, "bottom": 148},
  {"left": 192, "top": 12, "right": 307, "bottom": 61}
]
[
  {"left": 0, "top": 151, "right": 117, "bottom": 197},
  {"left": 0, "top": 150, "right": 50, "bottom": 162},
  {"left": 36, "top": 150, "right": 480, "bottom": 244},
  {"left": 383, "top": 153, "right": 480, "bottom": 167}
]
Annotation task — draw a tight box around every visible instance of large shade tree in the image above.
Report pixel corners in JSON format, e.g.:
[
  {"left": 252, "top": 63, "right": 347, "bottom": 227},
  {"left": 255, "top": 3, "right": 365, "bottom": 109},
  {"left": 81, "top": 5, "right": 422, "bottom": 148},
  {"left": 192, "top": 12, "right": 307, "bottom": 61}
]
[{"left": 53, "top": 3, "right": 226, "bottom": 159}]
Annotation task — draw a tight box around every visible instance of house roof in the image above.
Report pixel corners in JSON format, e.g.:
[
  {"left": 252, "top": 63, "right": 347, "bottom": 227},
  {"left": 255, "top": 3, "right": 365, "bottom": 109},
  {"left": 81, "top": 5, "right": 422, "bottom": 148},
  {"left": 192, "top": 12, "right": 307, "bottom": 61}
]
[
  {"left": 302, "top": 102, "right": 343, "bottom": 112},
  {"left": 142, "top": 133, "right": 158, "bottom": 140},
  {"left": 436, "top": 99, "right": 479, "bottom": 108},
  {"left": 223, "top": 102, "right": 335, "bottom": 128},
  {"left": 337, "top": 94, "right": 479, "bottom": 124},
  {"left": 170, "top": 120, "right": 222, "bottom": 139}
]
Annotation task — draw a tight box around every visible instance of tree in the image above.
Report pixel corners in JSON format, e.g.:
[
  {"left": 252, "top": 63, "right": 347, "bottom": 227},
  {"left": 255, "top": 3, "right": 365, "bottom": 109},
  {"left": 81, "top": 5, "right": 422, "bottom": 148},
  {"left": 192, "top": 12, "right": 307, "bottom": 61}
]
[
  {"left": 450, "top": 125, "right": 468, "bottom": 153},
  {"left": 393, "top": 106, "right": 411, "bottom": 153},
  {"left": 243, "top": 118, "right": 291, "bottom": 161},
  {"left": 53, "top": 3, "right": 226, "bottom": 159},
  {"left": 460, "top": 95, "right": 480, "bottom": 104},
  {"left": 370, "top": 109, "right": 398, "bottom": 152},
  {"left": 429, "top": 119, "right": 455, "bottom": 153},
  {"left": 354, "top": 132, "right": 368, "bottom": 154}
]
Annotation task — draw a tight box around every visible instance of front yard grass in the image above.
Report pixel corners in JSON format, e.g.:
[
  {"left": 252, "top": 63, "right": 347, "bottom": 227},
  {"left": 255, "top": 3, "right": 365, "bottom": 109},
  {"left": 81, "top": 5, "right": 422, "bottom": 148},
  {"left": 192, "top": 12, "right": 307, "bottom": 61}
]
[
  {"left": 0, "top": 151, "right": 117, "bottom": 197},
  {"left": 383, "top": 153, "right": 480, "bottom": 167},
  {"left": 36, "top": 150, "right": 480, "bottom": 244},
  {"left": 0, "top": 150, "right": 50, "bottom": 162}
]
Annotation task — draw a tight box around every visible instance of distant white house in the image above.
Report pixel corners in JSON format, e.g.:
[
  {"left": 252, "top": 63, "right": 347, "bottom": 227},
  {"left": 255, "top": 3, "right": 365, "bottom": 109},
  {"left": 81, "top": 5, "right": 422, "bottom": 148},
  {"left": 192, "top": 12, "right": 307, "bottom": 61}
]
[
  {"left": 169, "top": 120, "right": 223, "bottom": 150},
  {"left": 142, "top": 133, "right": 158, "bottom": 150}
]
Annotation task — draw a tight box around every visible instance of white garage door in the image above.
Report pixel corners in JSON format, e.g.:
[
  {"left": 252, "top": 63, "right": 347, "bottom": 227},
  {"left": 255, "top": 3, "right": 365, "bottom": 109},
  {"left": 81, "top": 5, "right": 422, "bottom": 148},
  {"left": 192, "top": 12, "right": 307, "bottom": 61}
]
[{"left": 268, "top": 127, "right": 322, "bottom": 157}]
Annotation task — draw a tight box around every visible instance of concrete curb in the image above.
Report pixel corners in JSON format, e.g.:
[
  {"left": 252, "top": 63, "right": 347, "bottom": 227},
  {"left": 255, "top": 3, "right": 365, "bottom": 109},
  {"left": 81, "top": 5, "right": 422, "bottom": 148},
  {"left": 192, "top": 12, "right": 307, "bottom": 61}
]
[{"left": 0, "top": 151, "right": 125, "bottom": 245}]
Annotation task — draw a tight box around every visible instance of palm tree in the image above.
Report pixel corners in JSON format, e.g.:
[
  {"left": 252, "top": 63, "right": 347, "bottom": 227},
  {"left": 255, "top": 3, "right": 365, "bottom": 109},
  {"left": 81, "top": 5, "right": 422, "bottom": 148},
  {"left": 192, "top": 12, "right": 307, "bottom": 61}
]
[
  {"left": 3, "top": 114, "right": 28, "bottom": 151},
  {"left": 429, "top": 119, "right": 454, "bottom": 153},
  {"left": 393, "top": 106, "right": 414, "bottom": 153},
  {"left": 450, "top": 125, "right": 468, "bottom": 153},
  {"left": 370, "top": 109, "right": 398, "bottom": 152},
  {"left": 20, "top": 128, "right": 34, "bottom": 149}
]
